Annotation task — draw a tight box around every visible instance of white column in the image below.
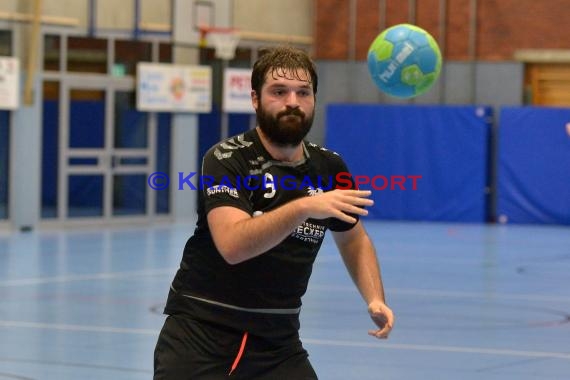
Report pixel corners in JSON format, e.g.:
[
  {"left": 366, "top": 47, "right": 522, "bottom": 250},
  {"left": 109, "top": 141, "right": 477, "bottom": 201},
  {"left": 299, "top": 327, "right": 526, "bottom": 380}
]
[{"left": 11, "top": 76, "right": 41, "bottom": 230}]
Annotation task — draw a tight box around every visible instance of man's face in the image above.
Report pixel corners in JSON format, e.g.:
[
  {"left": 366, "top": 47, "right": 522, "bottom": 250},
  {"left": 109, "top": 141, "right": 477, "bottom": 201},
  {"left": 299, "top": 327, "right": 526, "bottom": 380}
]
[{"left": 252, "top": 68, "right": 315, "bottom": 147}]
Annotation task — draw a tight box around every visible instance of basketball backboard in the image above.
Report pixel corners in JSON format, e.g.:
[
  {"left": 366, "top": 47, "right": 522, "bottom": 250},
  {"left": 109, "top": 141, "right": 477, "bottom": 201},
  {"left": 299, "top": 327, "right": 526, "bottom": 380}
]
[{"left": 173, "top": 0, "right": 233, "bottom": 46}]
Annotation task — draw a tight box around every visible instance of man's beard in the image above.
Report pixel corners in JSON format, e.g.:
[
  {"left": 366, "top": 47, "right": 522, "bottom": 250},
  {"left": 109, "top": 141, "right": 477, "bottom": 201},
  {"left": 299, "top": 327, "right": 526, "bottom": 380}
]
[{"left": 256, "top": 105, "right": 314, "bottom": 147}]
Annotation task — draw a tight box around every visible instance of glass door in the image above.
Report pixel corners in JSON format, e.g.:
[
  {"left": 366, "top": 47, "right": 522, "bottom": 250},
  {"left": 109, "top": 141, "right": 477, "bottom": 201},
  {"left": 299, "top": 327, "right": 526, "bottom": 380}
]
[{"left": 57, "top": 78, "right": 157, "bottom": 224}]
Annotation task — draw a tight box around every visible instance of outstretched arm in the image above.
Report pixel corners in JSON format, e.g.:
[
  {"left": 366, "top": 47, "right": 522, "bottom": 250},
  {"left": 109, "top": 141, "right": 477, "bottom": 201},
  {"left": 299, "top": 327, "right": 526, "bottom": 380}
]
[
  {"left": 332, "top": 222, "right": 394, "bottom": 339},
  {"left": 208, "top": 189, "right": 373, "bottom": 264}
]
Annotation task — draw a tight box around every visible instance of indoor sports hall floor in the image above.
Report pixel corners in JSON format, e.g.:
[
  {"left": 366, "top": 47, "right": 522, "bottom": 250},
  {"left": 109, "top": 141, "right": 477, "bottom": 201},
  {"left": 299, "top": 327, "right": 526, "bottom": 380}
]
[{"left": 0, "top": 220, "right": 569, "bottom": 379}]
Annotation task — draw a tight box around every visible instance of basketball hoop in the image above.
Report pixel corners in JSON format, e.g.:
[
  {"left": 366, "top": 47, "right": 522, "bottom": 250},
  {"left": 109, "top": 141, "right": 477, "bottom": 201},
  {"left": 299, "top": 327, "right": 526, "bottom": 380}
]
[{"left": 199, "top": 26, "right": 240, "bottom": 60}]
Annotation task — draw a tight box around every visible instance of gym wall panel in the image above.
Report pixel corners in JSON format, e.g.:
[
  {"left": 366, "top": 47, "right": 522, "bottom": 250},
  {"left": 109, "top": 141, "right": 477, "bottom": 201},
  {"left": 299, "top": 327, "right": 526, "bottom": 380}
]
[
  {"left": 315, "top": 0, "right": 570, "bottom": 61},
  {"left": 355, "top": 0, "right": 381, "bottom": 60},
  {"left": 97, "top": 0, "right": 134, "bottom": 30},
  {"left": 140, "top": 0, "right": 172, "bottom": 27},
  {"left": 233, "top": 0, "right": 313, "bottom": 38},
  {"left": 0, "top": 0, "right": 18, "bottom": 13},
  {"left": 325, "top": 104, "right": 492, "bottom": 222},
  {"left": 43, "top": 0, "right": 88, "bottom": 28},
  {"left": 314, "top": 0, "right": 350, "bottom": 59},
  {"left": 498, "top": 107, "right": 570, "bottom": 225}
]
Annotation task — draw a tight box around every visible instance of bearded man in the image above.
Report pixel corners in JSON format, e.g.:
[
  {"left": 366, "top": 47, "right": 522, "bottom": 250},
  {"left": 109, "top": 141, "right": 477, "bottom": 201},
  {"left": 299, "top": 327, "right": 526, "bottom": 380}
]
[{"left": 154, "top": 45, "right": 394, "bottom": 380}]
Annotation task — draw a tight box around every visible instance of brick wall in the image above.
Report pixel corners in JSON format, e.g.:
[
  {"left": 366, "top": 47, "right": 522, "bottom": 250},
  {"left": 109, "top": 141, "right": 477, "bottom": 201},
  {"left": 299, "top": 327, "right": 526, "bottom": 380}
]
[{"left": 315, "top": 0, "right": 570, "bottom": 61}]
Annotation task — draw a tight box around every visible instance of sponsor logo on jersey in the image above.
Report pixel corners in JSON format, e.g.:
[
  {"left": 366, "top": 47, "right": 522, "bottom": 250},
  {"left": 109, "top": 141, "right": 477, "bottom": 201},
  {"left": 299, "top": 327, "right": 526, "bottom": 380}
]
[
  {"left": 291, "top": 222, "right": 326, "bottom": 244},
  {"left": 307, "top": 186, "right": 324, "bottom": 196},
  {"left": 206, "top": 185, "right": 239, "bottom": 198}
]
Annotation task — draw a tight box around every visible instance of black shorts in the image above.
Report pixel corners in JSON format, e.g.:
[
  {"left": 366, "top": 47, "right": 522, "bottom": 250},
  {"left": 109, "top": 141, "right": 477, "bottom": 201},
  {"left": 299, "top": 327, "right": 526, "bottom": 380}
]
[{"left": 154, "top": 314, "right": 318, "bottom": 380}]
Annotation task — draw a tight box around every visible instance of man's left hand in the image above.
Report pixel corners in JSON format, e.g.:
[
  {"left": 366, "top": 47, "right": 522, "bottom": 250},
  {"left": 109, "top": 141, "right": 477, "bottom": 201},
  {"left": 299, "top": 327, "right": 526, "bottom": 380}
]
[{"left": 367, "top": 300, "right": 394, "bottom": 339}]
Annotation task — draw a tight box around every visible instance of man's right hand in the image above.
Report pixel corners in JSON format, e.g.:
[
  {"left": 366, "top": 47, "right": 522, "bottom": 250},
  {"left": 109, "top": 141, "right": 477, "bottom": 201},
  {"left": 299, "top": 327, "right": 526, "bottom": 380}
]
[{"left": 298, "top": 189, "right": 373, "bottom": 224}]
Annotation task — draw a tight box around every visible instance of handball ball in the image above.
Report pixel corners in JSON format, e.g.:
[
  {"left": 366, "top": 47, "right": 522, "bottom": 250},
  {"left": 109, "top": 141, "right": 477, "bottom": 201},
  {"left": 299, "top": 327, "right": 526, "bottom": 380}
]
[{"left": 367, "top": 24, "right": 442, "bottom": 98}]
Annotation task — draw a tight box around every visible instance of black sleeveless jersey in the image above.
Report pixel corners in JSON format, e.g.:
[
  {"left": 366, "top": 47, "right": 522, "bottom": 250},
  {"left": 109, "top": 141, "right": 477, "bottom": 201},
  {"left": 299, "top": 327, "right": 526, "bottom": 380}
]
[{"left": 164, "top": 128, "right": 357, "bottom": 332}]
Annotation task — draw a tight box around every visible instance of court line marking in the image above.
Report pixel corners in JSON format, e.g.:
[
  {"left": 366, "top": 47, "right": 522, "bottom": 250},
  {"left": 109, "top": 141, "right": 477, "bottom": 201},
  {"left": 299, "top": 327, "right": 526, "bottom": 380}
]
[
  {"left": 0, "top": 356, "right": 150, "bottom": 374},
  {"left": 0, "top": 320, "right": 157, "bottom": 335},
  {"left": 302, "top": 338, "right": 570, "bottom": 360},
  {"left": 0, "top": 269, "right": 175, "bottom": 287},
  {"left": 0, "top": 320, "right": 568, "bottom": 361},
  {"left": 309, "top": 285, "right": 570, "bottom": 304},
  {"left": 389, "top": 288, "right": 570, "bottom": 303},
  {"left": 1, "top": 268, "right": 568, "bottom": 304},
  {"left": 0, "top": 371, "right": 35, "bottom": 380}
]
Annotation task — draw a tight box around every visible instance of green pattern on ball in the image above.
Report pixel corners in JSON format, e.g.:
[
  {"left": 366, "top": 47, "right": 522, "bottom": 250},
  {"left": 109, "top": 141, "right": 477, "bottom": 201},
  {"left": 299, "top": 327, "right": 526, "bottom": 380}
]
[
  {"left": 369, "top": 35, "right": 393, "bottom": 61},
  {"left": 416, "top": 72, "right": 438, "bottom": 93},
  {"left": 401, "top": 65, "right": 424, "bottom": 86}
]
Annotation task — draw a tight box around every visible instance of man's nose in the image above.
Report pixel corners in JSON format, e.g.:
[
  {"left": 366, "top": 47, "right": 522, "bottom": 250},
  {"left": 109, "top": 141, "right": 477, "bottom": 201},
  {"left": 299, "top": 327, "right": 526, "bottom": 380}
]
[{"left": 285, "top": 91, "right": 300, "bottom": 108}]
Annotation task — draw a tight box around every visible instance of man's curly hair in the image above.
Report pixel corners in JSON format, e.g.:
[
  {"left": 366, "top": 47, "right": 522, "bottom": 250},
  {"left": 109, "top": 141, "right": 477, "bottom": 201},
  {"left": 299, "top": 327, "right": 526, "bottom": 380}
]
[{"left": 251, "top": 45, "right": 318, "bottom": 97}]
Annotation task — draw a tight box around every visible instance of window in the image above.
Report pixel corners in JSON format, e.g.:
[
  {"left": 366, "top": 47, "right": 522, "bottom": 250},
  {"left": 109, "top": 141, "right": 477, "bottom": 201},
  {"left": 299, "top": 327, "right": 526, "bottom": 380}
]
[
  {"left": 114, "top": 40, "right": 152, "bottom": 75},
  {"left": 0, "top": 30, "right": 11, "bottom": 56},
  {"left": 67, "top": 36, "right": 108, "bottom": 73},
  {"left": 44, "top": 35, "right": 61, "bottom": 71}
]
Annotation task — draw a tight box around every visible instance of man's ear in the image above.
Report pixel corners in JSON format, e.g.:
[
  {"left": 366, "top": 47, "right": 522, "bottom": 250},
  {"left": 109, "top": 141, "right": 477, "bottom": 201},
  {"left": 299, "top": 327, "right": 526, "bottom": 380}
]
[{"left": 251, "top": 90, "right": 259, "bottom": 111}]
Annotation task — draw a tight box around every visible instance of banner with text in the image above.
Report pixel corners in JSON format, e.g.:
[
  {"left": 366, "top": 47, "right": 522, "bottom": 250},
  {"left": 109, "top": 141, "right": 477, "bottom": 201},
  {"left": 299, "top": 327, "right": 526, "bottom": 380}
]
[
  {"left": 0, "top": 57, "right": 19, "bottom": 110},
  {"left": 223, "top": 68, "right": 254, "bottom": 113},
  {"left": 137, "top": 63, "right": 212, "bottom": 112}
]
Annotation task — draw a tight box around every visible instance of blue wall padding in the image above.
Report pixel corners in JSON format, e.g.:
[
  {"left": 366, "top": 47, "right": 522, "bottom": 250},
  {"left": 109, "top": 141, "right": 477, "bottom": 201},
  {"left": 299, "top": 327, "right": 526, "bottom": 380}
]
[
  {"left": 326, "top": 105, "right": 492, "bottom": 222},
  {"left": 498, "top": 107, "right": 570, "bottom": 225}
]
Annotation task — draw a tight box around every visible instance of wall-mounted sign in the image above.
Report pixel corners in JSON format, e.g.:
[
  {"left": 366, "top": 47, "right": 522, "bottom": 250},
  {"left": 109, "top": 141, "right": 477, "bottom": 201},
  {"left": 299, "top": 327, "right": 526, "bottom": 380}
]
[
  {"left": 137, "top": 63, "right": 212, "bottom": 112},
  {"left": 0, "top": 57, "right": 19, "bottom": 110},
  {"left": 223, "top": 68, "right": 254, "bottom": 113}
]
